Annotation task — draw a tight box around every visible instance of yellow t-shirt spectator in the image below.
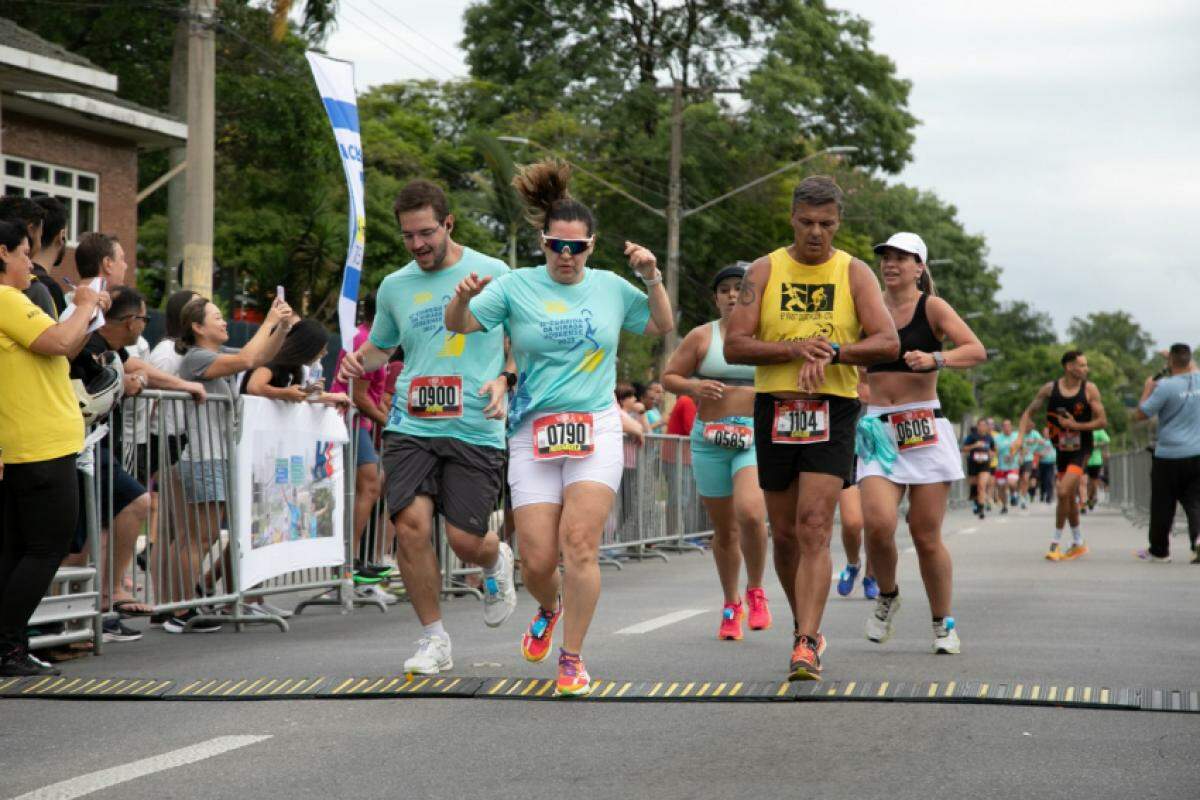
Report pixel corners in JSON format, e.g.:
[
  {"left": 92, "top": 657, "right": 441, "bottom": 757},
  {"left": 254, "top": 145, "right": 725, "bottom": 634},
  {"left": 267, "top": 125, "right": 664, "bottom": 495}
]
[{"left": 0, "top": 285, "right": 83, "bottom": 463}]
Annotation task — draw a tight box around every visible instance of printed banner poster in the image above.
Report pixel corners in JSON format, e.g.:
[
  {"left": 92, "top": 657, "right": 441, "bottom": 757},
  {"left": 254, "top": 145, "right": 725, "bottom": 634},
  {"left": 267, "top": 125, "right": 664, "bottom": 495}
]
[{"left": 235, "top": 396, "right": 349, "bottom": 590}]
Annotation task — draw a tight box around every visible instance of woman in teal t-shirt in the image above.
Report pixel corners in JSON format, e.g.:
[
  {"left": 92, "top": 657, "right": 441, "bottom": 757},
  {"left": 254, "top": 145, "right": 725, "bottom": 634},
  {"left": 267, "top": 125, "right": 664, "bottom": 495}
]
[{"left": 445, "top": 159, "right": 673, "bottom": 697}]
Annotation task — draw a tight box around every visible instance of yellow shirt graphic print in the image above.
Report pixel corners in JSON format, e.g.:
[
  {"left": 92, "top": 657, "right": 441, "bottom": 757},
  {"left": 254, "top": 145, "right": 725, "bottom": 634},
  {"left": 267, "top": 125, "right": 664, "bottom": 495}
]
[
  {"left": 754, "top": 247, "right": 861, "bottom": 398},
  {"left": 438, "top": 332, "right": 466, "bottom": 358}
]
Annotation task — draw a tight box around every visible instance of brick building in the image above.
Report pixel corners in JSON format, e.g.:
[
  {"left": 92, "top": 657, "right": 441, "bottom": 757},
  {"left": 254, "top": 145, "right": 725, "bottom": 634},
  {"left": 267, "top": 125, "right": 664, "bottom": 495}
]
[{"left": 0, "top": 17, "right": 185, "bottom": 285}]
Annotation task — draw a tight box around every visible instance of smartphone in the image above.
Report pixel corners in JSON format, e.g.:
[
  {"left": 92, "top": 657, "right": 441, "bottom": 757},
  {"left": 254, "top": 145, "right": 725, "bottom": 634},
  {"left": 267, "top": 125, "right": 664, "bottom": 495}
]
[{"left": 276, "top": 285, "right": 285, "bottom": 302}]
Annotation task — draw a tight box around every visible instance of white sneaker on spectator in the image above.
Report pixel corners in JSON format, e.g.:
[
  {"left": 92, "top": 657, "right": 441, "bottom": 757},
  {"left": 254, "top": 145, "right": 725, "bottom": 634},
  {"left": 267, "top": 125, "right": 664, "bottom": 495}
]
[
  {"left": 482, "top": 541, "right": 517, "bottom": 628},
  {"left": 404, "top": 635, "right": 452, "bottom": 675},
  {"left": 355, "top": 584, "right": 398, "bottom": 606}
]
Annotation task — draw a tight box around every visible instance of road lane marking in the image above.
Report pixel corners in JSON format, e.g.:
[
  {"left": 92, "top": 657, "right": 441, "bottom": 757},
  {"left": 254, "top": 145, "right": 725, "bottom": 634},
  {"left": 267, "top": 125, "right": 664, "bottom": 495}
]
[
  {"left": 615, "top": 608, "right": 707, "bottom": 634},
  {"left": 11, "top": 735, "right": 272, "bottom": 800},
  {"left": 959, "top": 526, "right": 978, "bottom": 535}
]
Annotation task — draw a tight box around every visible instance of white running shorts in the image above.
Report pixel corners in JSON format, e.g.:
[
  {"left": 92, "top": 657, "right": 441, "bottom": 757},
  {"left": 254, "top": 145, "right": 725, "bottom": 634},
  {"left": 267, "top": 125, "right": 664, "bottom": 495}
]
[
  {"left": 857, "top": 400, "right": 965, "bottom": 485},
  {"left": 507, "top": 403, "right": 625, "bottom": 508}
]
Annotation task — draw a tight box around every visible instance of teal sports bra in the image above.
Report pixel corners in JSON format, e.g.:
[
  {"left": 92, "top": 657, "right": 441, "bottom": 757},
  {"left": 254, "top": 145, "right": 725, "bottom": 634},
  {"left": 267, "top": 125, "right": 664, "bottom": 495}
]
[{"left": 696, "top": 321, "right": 755, "bottom": 387}]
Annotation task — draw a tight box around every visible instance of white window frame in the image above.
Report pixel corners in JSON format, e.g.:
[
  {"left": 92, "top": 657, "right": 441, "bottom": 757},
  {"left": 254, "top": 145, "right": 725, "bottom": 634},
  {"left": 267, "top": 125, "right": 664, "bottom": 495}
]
[{"left": 3, "top": 155, "right": 100, "bottom": 246}]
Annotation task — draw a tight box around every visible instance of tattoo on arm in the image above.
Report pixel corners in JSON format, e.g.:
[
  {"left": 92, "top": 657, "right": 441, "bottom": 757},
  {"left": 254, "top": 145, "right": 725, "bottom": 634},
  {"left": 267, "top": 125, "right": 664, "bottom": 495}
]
[{"left": 737, "top": 281, "right": 757, "bottom": 306}]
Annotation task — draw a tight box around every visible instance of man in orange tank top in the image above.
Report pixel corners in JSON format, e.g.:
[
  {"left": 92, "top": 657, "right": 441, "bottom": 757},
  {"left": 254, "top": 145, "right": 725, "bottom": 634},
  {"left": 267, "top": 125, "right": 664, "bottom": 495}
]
[{"left": 725, "top": 176, "right": 899, "bottom": 681}]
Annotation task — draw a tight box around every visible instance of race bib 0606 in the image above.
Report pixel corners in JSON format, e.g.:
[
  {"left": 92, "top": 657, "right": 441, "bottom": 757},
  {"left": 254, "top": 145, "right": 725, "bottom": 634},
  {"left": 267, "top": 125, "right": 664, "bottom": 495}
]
[
  {"left": 532, "top": 413, "right": 595, "bottom": 460},
  {"left": 772, "top": 400, "right": 830, "bottom": 445},
  {"left": 891, "top": 409, "right": 939, "bottom": 452},
  {"left": 407, "top": 375, "right": 463, "bottom": 418},
  {"left": 703, "top": 422, "right": 753, "bottom": 450},
  {"left": 971, "top": 449, "right": 990, "bottom": 463}
]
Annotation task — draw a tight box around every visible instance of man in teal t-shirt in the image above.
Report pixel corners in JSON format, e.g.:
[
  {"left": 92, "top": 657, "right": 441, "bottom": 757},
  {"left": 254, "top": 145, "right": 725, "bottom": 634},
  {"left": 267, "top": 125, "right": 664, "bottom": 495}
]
[
  {"left": 337, "top": 180, "right": 517, "bottom": 677},
  {"left": 992, "top": 419, "right": 1020, "bottom": 513},
  {"left": 1018, "top": 428, "right": 1044, "bottom": 508}
]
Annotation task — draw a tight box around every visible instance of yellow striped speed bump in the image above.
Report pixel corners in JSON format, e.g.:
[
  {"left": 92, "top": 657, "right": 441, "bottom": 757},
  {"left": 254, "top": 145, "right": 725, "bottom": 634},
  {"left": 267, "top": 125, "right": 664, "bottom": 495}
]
[
  {"left": 319, "top": 675, "right": 482, "bottom": 699},
  {"left": 475, "top": 678, "right": 800, "bottom": 701},
  {"left": 0, "top": 675, "right": 1196, "bottom": 712},
  {"left": 7, "top": 676, "right": 174, "bottom": 699}
]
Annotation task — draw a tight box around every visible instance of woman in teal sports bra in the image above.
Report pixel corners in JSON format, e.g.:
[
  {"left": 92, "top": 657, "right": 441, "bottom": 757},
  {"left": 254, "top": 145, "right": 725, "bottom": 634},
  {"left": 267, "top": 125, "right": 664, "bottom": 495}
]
[{"left": 663, "top": 263, "right": 772, "bottom": 641}]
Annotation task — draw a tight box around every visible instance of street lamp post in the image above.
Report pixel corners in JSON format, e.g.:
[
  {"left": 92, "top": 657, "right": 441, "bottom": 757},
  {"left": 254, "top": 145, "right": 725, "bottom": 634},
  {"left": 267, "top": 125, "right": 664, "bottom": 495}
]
[{"left": 497, "top": 136, "right": 857, "bottom": 367}]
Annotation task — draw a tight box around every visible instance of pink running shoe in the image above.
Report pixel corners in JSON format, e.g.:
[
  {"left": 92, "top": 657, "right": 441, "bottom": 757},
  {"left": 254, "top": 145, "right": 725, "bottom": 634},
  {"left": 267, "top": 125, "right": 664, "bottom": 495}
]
[
  {"left": 746, "top": 586, "right": 772, "bottom": 630},
  {"left": 718, "top": 601, "right": 744, "bottom": 641}
]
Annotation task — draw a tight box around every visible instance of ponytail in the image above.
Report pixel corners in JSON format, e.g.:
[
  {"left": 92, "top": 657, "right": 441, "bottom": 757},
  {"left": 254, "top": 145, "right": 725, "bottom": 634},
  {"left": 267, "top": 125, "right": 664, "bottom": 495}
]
[
  {"left": 917, "top": 265, "right": 937, "bottom": 296},
  {"left": 512, "top": 158, "right": 595, "bottom": 234}
]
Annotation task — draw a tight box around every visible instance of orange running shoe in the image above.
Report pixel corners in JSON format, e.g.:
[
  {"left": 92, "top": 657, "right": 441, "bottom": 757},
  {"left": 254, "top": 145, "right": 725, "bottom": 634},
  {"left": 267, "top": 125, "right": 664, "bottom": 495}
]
[
  {"left": 746, "top": 587, "right": 772, "bottom": 630},
  {"left": 521, "top": 604, "right": 562, "bottom": 663},
  {"left": 788, "top": 634, "right": 822, "bottom": 682},
  {"left": 555, "top": 649, "right": 594, "bottom": 697},
  {"left": 1061, "top": 543, "right": 1089, "bottom": 561},
  {"left": 718, "top": 602, "right": 744, "bottom": 641},
  {"left": 1044, "top": 544, "right": 1062, "bottom": 561}
]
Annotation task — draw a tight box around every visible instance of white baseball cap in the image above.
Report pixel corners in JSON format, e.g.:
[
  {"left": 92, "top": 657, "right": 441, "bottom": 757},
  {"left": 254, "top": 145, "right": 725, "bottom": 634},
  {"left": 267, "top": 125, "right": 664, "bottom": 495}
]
[{"left": 873, "top": 232, "right": 928, "bottom": 264}]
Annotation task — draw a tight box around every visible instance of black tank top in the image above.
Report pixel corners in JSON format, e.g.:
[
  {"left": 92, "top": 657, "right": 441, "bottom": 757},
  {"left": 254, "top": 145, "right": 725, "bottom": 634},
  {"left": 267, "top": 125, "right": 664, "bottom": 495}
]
[
  {"left": 867, "top": 293, "right": 942, "bottom": 374},
  {"left": 1047, "top": 379, "right": 1094, "bottom": 452}
]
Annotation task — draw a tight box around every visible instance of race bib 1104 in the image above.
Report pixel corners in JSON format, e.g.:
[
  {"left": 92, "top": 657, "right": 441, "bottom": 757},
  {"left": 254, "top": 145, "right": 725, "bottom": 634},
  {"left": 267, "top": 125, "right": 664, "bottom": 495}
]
[{"left": 772, "top": 400, "right": 830, "bottom": 445}]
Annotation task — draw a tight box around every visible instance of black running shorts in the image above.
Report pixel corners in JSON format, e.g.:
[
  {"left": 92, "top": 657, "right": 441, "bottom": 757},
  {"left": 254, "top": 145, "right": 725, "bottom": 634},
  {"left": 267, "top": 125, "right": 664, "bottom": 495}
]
[
  {"left": 753, "top": 394, "right": 860, "bottom": 492},
  {"left": 1055, "top": 448, "right": 1091, "bottom": 475},
  {"left": 380, "top": 433, "right": 504, "bottom": 536}
]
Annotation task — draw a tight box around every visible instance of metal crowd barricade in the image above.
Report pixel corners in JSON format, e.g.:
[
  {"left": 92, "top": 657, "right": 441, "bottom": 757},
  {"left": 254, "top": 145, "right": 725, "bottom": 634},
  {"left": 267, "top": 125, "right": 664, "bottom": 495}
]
[
  {"left": 28, "top": 428, "right": 105, "bottom": 655},
  {"left": 109, "top": 390, "right": 367, "bottom": 631},
  {"left": 1108, "top": 448, "right": 1153, "bottom": 526}
]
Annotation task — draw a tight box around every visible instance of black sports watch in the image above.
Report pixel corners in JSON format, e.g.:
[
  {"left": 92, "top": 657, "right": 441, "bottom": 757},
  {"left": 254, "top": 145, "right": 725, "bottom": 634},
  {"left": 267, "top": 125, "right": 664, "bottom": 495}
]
[
  {"left": 502, "top": 371, "right": 518, "bottom": 389},
  {"left": 829, "top": 343, "right": 841, "bottom": 365}
]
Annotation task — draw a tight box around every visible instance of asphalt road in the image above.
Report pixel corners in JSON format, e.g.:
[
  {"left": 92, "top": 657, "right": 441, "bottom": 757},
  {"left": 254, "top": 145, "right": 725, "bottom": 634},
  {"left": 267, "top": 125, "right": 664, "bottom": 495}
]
[{"left": 3, "top": 502, "right": 1198, "bottom": 800}]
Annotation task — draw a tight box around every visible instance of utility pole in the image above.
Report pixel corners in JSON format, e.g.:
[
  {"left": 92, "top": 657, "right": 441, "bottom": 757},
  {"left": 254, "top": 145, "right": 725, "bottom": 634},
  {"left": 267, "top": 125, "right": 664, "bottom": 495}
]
[
  {"left": 165, "top": 16, "right": 189, "bottom": 297},
  {"left": 181, "top": 0, "right": 216, "bottom": 298},
  {"left": 663, "top": 80, "right": 684, "bottom": 361}
]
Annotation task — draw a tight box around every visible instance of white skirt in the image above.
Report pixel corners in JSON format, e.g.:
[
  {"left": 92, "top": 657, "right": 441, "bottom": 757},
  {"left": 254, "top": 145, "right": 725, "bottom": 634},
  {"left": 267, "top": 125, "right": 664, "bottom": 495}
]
[{"left": 857, "top": 400, "right": 965, "bottom": 485}]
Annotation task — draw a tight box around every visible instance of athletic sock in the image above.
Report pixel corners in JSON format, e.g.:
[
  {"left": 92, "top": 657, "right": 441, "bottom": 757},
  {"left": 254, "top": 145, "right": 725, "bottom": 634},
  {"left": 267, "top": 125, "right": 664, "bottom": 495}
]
[
  {"left": 1071, "top": 526, "right": 1082, "bottom": 546},
  {"left": 482, "top": 550, "right": 503, "bottom": 576},
  {"left": 423, "top": 620, "right": 447, "bottom": 640},
  {"left": 1051, "top": 528, "right": 1064, "bottom": 545},
  {"left": 881, "top": 588, "right": 899, "bottom": 600}
]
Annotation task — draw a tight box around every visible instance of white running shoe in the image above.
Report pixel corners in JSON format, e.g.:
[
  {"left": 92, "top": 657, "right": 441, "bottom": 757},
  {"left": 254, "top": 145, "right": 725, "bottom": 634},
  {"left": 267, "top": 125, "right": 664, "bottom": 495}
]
[
  {"left": 482, "top": 541, "right": 518, "bottom": 628},
  {"left": 865, "top": 593, "right": 902, "bottom": 643},
  {"left": 403, "top": 635, "right": 452, "bottom": 675},
  {"left": 933, "top": 617, "right": 961, "bottom": 654},
  {"left": 355, "top": 584, "right": 398, "bottom": 606}
]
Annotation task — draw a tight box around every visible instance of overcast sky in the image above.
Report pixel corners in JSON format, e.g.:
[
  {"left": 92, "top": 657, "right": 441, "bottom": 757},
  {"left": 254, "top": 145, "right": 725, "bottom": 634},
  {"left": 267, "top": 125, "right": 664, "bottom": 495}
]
[{"left": 324, "top": 1, "right": 1200, "bottom": 349}]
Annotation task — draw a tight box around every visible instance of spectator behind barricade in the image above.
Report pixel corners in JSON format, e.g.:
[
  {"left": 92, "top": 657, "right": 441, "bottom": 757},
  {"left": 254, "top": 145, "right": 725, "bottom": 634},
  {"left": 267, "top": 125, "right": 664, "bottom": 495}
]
[
  {"left": 242, "top": 318, "right": 350, "bottom": 408},
  {"left": 169, "top": 294, "right": 294, "bottom": 632},
  {"left": 640, "top": 379, "right": 666, "bottom": 433},
  {"left": 139, "top": 289, "right": 199, "bottom": 615},
  {"left": 615, "top": 384, "right": 646, "bottom": 527},
  {"left": 1134, "top": 343, "right": 1200, "bottom": 563},
  {"left": 31, "top": 197, "right": 68, "bottom": 317},
  {"left": 382, "top": 348, "right": 405, "bottom": 412},
  {"left": 66, "top": 286, "right": 207, "bottom": 642},
  {"left": 0, "top": 196, "right": 55, "bottom": 321},
  {"left": 0, "top": 220, "right": 108, "bottom": 677},
  {"left": 0, "top": 196, "right": 51, "bottom": 317},
  {"left": 330, "top": 294, "right": 393, "bottom": 587}
]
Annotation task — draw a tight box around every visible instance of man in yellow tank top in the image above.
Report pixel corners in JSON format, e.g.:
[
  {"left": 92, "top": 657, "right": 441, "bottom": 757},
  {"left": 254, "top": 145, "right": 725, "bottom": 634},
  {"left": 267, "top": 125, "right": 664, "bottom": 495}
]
[{"left": 725, "top": 175, "right": 899, "bottom": 681}]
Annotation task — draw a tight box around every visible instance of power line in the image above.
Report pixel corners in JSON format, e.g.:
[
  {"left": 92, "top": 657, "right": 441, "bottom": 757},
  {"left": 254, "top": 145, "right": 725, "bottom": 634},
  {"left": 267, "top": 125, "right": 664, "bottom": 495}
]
[
  {"left": 335, "top": 5, "right": 447, "bottom": 81},
  {"left": 342, "top": 0, "right": 463, "bottom": 80}
]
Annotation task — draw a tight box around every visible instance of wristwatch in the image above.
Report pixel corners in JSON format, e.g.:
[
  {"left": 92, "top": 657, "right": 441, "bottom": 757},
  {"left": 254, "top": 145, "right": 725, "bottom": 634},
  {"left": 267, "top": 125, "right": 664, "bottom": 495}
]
[
  {"left": 933, "top": 352, "right": 946, "bottom": 370},
  {"left": 502, "top": 371, "right": 518, "bottom": 389},
  {"left": 829, "top": 342, "right": 841, "bottom": 365},
  {"left": 638, "top": 269, "right": 663, "bottom": 287}
]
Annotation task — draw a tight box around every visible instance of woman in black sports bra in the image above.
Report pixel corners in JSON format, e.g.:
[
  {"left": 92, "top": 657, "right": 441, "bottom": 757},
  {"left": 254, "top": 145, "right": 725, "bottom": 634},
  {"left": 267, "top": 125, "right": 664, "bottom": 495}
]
[{"left": 856, "top": 233, "right": 986, "bottom": 656}]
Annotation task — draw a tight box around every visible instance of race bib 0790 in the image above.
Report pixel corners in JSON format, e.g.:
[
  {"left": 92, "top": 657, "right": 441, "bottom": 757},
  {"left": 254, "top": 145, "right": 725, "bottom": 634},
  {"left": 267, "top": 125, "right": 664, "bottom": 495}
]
[
  {"left": 407, "top": 375, "right": 463, "bottom": 418},
  {"left": 772, "top": 400, "right": 830, "bottom": 445},
  {"left": 891, "top": 409, "right": 939, "bottom": 452},
  {"left": 532, "top": 413, "right": 594, "bottom": 460},
  {"left": 1057, "top": 431, "right": 1081, "bottom": 452},
  {"left": 703, "top": 422, "right": 753, "bottom": 450}
]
